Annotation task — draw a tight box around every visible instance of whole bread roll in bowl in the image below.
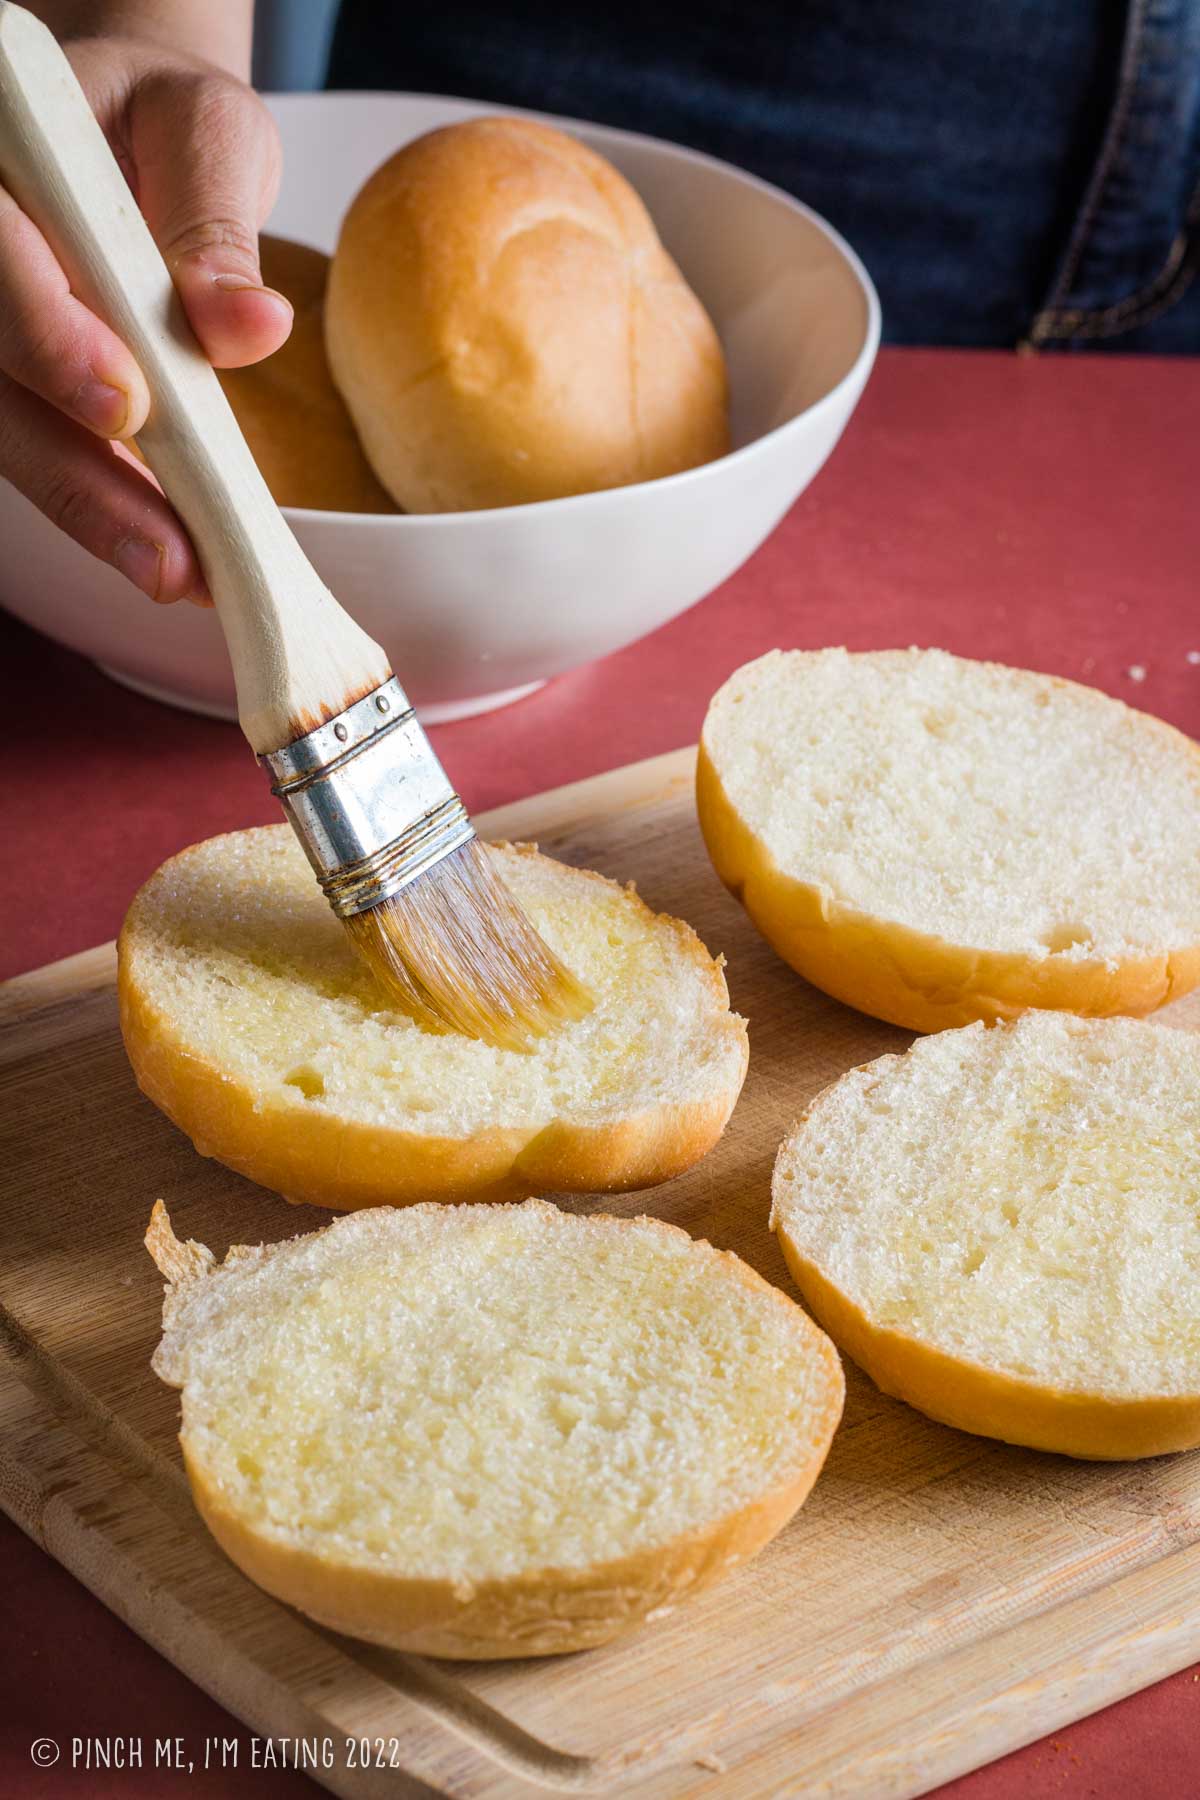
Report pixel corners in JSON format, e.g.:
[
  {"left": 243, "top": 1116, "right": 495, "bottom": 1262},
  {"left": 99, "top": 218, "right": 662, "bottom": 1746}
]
[
  {"left": 325, "top": 116, "right": 730, "bottom": 511},
  {"left": 217, "top": 235, "right": 396, "bottom": 513}
]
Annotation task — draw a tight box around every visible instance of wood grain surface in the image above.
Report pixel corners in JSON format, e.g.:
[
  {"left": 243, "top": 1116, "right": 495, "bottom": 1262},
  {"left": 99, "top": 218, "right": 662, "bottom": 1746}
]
[{"left": 2, "top": 745, "right": 1199, "bottom": 1799}]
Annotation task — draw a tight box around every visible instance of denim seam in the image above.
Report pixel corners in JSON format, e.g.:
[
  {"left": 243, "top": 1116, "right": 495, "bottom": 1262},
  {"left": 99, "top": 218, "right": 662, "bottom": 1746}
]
[
  {"left": 1032, "top": 172, "right": 1200, "bottom": 341},
  {"left": 1038, "top": 0, "right": 1149, "bottom": 316},
  {"left": 1034, "top": 259, "right": 1196, "bottom": 339}
]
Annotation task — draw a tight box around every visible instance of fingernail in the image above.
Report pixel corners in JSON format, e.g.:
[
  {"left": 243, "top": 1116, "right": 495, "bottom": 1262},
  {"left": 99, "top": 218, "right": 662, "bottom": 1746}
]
[
  {"left": 114, "top": 535, "right": 165, "bottom": 600},
  {"left": 74, "top": 377, "right": 129, "bottom": 437},
  {"left": 212, "top": 274, "right": 292, "bottom": 314}
]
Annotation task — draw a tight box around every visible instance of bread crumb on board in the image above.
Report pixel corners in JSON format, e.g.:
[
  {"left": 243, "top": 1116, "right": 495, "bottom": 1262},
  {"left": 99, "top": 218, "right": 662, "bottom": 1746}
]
[{"left": 1127, "top": 664, "right": 1147, "bottom": 682}]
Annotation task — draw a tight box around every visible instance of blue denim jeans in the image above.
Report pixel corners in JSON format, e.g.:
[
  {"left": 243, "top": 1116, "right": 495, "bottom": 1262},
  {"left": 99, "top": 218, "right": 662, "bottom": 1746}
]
[{"left": 328, "top": 0, "right": 1200, "bottom": 350}]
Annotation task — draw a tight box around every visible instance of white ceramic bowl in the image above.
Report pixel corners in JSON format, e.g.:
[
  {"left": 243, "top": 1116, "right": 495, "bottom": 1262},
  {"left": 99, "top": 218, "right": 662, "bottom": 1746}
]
[{"left": 0, "top": 93, "right": 880, "bottom": 723}]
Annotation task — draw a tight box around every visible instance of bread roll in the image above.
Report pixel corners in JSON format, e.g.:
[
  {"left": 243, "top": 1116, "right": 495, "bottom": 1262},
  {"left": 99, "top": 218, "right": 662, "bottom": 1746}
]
[
  {"left": 698, "top": 648, "right": 1200, "bottom": 1032},
  {"left": 216, "top": 235, "right": 396, "bottom": 513},
  {"left": 146, "top": 1197, "right": 843, "bottom": 1658},
  {"left": 772, "top": 1011, "right": 1200, "bottom": 1459},
  {"left": 118, "top": 829, "right": 748, "bottom": 1209},
  {"left": 325, "top": 117, "right": 730, "bottom": 511}
]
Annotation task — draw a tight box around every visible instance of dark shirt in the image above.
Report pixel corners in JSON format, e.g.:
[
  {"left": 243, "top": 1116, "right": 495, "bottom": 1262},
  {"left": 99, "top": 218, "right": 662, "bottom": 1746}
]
[{"left": 328, "top": 0, "right": 1200, "bottom": 351}]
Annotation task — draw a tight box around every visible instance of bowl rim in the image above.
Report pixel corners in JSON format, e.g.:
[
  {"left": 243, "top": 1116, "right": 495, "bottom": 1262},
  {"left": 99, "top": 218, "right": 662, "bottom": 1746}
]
[{"left": 266, "top": 89, "right": 883, "bottom": 530}]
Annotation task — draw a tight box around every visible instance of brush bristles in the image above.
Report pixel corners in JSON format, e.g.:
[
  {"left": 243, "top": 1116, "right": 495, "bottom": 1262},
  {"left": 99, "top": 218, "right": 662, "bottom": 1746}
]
[{"left": 343, "top": 840, "right": 593, "bottom": 1050}]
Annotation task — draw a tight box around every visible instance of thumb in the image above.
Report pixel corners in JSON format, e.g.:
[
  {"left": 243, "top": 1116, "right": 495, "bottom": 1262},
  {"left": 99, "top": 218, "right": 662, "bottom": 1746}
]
[{"left": 128, "top": 69, "right": 292, "bottom": 369}]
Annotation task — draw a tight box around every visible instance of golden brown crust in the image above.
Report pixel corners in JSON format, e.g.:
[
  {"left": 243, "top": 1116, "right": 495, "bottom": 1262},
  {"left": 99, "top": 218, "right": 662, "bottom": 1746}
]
[
  {"left": 325, "top": 117, "right": 729, "bottom": 512},
  {"left": 215, "top": 236, "right": 397, "bottom": 514},
  {"left": 165, "top": 1227, "right": 843, "bottom": 1658},
  {"left": 775, "top": 1234, "right": 1200, "bottom": 1461},
  {"left": 118, "top": 842, "right": 748, "bottom": 1211},
  {"left": 771, "top": 1069, "right": 1200, "bottom": 1462},
  {"left": 186, "top": 1451, "right": 825, "bottom": 1657},
  {"left": 696, "top": 741, "right": 1200, "bottom": 1033}
]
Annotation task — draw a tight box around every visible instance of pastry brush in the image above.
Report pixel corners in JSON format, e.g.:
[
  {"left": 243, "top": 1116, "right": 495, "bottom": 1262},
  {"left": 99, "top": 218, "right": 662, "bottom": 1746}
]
[{"left": 0, "top": 2, "right": 589, "bottom": 1049}]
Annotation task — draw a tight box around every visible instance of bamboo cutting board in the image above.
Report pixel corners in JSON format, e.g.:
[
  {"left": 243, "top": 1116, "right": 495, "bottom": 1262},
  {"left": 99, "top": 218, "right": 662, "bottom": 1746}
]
[{"left": 4, "top": 745, "right": 1200, "bottom": 1800}]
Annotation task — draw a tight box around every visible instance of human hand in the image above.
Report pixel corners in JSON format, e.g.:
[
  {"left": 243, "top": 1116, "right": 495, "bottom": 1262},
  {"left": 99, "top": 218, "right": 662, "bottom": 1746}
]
[{"left": 0, "top": 31, "right": 292, "bottom": 603}]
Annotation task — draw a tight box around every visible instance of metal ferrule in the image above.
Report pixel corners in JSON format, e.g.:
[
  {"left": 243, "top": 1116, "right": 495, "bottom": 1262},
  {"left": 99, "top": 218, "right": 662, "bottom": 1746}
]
[{"left": 262, "top": 677, "right": 475, "bottom": 918}]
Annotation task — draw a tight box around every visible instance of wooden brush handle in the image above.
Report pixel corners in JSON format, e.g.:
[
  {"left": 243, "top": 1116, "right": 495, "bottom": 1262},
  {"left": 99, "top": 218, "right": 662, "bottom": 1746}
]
[{"left": 0, "top": 2, "right": 391, "bottom": 752}]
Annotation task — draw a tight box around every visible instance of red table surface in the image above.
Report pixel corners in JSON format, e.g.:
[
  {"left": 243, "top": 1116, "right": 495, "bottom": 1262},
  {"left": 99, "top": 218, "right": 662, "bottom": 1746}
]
[{"left": 3, "top": 346, "right": 1199, "bottom": 1798}]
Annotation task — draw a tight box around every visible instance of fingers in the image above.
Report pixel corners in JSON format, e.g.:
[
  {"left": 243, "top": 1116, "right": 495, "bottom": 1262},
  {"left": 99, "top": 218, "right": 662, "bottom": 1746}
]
[
  {"left": 0, "top": 181, "right": 150, "bottom": 439},
  {"left": 0, "top": 53, "right": 275, "bottom": 605},
  {"left": 128, "top": 69, "right": 292, "bottom": 368},
  {"left": 0, "top": 376, "right": 208, "bottom": 604}
]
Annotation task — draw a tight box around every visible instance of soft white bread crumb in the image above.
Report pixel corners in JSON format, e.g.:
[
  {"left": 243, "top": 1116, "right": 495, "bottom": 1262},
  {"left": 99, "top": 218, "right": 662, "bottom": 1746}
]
[
  {"left": 119, "top": 831, "right": 747, "bottom": 1209},
  {"left": 697, "top": 648, "right": 1200, "bottom": 1031},
  {"left": 147, "top": 1198, "right": 843, "bottom": 1657},
  {"left": 772, "top": 1011, "right": 1200, "bottom": 1458}
]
